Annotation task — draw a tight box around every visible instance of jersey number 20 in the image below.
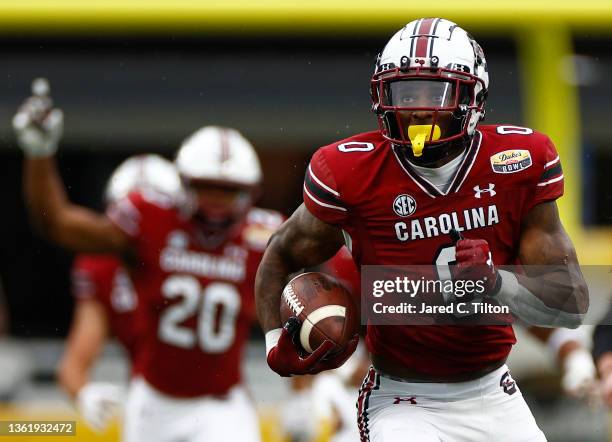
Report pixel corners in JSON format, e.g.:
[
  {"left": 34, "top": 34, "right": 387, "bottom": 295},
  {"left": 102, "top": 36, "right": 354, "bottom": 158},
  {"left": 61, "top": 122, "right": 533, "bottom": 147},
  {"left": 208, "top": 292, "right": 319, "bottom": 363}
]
[{"left": 159, "top": 275, "right": 241, "bottom": 353}]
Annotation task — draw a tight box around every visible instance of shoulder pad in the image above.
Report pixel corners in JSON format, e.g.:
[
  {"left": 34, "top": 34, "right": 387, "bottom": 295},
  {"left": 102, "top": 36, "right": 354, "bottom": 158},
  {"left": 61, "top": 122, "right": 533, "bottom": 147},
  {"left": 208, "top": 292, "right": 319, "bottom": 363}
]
[{"left": 243, "top": 208, "right": 285, "bottom": 251}]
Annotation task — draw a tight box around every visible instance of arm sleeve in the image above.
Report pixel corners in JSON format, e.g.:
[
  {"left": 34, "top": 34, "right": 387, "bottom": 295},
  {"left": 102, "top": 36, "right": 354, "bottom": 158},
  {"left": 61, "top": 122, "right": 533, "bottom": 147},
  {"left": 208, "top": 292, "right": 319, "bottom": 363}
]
[
  {"left": 303, "top": 149, "right": 349, "bottom": 226},
  {"left": 524, "top": 136, "right": 564, "bottom": 212}
]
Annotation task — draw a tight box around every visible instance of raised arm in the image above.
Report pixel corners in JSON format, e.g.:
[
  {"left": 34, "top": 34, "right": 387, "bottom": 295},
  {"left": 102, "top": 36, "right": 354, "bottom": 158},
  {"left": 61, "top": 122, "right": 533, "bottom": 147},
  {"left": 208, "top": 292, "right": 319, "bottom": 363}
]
[{"left": 15, "top": 80, "right": 130, "bottom": 253}]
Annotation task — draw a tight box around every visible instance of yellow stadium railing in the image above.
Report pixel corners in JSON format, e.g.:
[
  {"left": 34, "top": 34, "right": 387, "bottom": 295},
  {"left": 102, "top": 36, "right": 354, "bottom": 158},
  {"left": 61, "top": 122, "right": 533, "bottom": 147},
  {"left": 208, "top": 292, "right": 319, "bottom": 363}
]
[{"left": 1, "top": 1, "right": 612, "bottom": 34}]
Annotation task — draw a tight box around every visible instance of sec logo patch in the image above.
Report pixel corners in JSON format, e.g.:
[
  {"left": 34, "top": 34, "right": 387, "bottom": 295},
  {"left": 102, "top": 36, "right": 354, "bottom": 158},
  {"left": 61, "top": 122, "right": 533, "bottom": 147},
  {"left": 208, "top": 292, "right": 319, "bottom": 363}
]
[
  {"left": 490, "top": 149, "right": 532, "bottom": 174},
  {"left": 393, "top": 194, "right": 417, "bottom": 217}
]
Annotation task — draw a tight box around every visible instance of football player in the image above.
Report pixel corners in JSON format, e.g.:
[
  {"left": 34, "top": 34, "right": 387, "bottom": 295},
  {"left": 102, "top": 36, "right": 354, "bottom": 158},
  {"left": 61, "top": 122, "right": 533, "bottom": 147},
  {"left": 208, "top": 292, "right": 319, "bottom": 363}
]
[
  {"left": 57, "top": 154, "right": 182, "bottom": 433},
  {"left": 255, "top": 18, "right": 588, "bottom": 441},
  {"left": 14, "top": 81, "right": 283, "bottom": 442}
]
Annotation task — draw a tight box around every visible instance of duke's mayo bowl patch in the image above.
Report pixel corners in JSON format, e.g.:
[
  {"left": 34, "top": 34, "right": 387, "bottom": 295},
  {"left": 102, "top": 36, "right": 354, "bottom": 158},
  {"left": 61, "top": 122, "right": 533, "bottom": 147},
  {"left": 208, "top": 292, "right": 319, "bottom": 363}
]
[{"left": 490, "top": 149, "right": 532, "bottom": 174}]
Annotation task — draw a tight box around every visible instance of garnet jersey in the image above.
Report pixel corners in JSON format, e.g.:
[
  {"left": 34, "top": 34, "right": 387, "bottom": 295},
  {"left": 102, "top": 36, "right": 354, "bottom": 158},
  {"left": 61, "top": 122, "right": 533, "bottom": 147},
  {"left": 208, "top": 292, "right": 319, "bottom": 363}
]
[
  {"left": 303, "top": 125, "right": 564, "bottom": 376},
  {"left": 71, "top": 254, "right": 143, "bottom": 373},
  {"left": 108, "top": 190, "right": 283, "bottom": 397}
]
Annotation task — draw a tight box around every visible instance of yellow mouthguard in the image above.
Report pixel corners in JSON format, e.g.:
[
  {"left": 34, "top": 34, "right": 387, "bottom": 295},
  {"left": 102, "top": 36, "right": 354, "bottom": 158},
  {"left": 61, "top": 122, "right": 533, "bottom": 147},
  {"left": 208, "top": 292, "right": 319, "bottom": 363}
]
[{"left": 407, "top": 125, "right": 441, "bottom": 157}]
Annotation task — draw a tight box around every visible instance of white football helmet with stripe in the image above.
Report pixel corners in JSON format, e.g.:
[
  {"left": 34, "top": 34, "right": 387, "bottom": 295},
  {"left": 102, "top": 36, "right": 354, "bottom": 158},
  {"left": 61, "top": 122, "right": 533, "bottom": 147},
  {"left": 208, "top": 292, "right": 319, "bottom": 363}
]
[
  {"left": 175, "top": 126, "right": 262, "bottom": 187},
  {"left": 105, "top": 154, "right": 183, "bottom": 205},
  {"left": 175, "top": 126, "right": 263, "bottom": 238},
  {"left": 371, "top": 18, "right": 489, "bottom": 162}
]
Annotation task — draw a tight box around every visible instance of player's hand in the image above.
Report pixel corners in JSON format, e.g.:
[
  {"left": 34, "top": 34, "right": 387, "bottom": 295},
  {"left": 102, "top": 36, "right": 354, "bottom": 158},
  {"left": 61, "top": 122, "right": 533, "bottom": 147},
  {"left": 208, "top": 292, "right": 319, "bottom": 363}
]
[
  {"left": 561, "top": 348, "right": 597, "bottom": 399},
  {"left": 452, "top": 230, "right": 500, "bottom": 295},
  {"left": 76, "top": 382, "right": 124, "bottom": 433},
  {"left": 322, "top": 333, "right": 359, "bottom": 370},
  {"left": 266, "top": 318, "right": 358, "bottom": 377},
  {"left": 12, "top": 78, "right": 64, "bottom": 158}
]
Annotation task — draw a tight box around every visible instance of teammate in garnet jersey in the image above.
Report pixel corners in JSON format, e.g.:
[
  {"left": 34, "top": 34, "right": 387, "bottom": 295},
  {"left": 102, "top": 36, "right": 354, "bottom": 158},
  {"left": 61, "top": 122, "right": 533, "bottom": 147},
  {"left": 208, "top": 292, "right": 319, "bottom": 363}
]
[
  {"left": 14, "top": 80, "right": 282, "bottom": 442},
  {"left": 255, "top": 18, "right": 588, "bottom": 441},
  {"left": 58, "top": 154, "right": 182, "bottom": 433}
]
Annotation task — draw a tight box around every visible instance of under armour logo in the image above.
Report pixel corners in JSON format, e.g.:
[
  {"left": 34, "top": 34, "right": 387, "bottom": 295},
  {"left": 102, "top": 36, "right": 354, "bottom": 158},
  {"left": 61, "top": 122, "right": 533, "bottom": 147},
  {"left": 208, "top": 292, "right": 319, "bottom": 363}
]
[
  {"left": 393, "top": 396, "right": 417, "bottom": 405},
  {"left": 474, "top": 184, "right": 496, "bottom": 198}
]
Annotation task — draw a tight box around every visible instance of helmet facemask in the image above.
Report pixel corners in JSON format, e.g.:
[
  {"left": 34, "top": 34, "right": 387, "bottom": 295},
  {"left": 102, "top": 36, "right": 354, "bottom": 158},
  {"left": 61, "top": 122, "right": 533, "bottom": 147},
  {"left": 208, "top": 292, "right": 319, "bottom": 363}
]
[
  {"left": 182, "top": 177, "right": 259, "bottom": 245},
  {"left": 174, "top": 126, "right": 263, "bottom": 247},
  {"left": 372, "top": 67, "right": 486, "bottom": 163},
  {"left": 371, "top": 18, "right": 489, "bottom": 165}
]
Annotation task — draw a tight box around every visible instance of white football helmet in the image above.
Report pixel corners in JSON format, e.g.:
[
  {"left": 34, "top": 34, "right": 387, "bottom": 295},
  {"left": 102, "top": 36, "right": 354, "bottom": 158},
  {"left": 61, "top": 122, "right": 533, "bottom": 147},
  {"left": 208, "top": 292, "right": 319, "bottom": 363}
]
[
  {"left": 174, "top": 126, "right": 262, "bottom": 236},
  {"left": 105, "top": 154, "right": 183, "bottom": 205},
  {"left": 371, "top": 18, "right": 488, "bottom": 159},
  {"left": 175, "top": 126, "right": 262, "bottom": 187}
]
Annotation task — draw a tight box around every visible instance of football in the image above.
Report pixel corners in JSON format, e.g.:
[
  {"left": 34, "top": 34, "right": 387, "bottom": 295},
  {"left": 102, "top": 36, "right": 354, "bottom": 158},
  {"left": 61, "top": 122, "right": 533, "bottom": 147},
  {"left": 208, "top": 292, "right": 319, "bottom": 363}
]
[{"left": 280, "top": 272, "right": 358, "bottom": 354}]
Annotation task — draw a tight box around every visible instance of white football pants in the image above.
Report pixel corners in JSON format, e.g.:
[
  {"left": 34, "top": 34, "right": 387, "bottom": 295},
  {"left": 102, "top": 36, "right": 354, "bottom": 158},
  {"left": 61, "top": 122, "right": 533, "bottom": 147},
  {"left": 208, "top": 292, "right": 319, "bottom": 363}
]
[
  {"left": 357, "top": 365, "right": 546, "bottom": 442},
  {"left": 123, "top": 377, "right": 261, "bottom": 442}
]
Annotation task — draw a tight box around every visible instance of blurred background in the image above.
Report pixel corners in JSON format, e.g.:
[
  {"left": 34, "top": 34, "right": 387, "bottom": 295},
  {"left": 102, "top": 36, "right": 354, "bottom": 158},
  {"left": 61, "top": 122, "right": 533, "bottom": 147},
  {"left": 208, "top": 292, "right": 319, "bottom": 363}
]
[{"left": 0, "top": 1, "right": 611, "bottom": 441}]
